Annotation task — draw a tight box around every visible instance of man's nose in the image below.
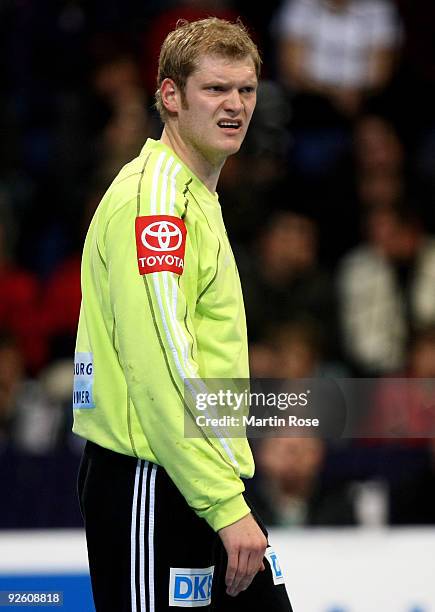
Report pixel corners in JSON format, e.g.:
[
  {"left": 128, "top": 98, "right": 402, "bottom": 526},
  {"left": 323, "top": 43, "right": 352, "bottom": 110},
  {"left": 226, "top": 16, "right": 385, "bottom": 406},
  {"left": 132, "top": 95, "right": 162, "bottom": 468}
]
[{"left": 224, "top": 89, "right": 242, "bottom": 113}]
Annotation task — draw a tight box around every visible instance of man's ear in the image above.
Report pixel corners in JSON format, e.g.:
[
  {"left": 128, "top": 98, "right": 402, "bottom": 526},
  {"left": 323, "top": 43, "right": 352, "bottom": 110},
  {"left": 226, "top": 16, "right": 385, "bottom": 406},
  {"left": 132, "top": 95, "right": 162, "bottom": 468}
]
[{"left": 160, "top": 78, "right": 179, "bottom": 114}]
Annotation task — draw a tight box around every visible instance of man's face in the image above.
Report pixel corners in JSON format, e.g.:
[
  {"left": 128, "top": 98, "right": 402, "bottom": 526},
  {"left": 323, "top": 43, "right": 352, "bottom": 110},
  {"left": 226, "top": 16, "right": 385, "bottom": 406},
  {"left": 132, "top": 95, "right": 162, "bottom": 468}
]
[{"left": 176, "top": 54, "right": 257, "bottom": 166}]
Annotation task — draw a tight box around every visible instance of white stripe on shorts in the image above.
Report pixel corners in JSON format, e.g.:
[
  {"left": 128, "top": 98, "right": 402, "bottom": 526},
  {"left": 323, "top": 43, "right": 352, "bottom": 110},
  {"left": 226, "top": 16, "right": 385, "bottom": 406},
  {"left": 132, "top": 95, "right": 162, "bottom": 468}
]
[{"left": 131, "top": 460, "right": 157, "bottom": 612}]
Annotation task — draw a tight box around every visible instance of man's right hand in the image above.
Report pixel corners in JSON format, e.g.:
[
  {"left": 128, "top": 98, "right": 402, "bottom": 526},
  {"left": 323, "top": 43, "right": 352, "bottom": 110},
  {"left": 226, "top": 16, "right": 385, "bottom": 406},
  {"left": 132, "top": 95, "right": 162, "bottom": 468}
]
[{"left": 218, "top": 512, "right": 267, "bottom": 597}]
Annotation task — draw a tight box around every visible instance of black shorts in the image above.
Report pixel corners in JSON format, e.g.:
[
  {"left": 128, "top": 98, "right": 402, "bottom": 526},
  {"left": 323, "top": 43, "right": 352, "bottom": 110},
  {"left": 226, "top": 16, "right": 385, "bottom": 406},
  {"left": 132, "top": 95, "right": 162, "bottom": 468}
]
[{"left": 78, "top": 441, "right": 293, "bottom": 611}]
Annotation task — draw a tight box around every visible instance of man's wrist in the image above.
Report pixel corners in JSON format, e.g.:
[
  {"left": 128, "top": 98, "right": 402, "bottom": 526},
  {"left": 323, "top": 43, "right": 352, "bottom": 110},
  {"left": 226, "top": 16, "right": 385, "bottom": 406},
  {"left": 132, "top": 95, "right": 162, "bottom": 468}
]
[{"left": 199, "top": 494, "right": 250, "bottom": 532}]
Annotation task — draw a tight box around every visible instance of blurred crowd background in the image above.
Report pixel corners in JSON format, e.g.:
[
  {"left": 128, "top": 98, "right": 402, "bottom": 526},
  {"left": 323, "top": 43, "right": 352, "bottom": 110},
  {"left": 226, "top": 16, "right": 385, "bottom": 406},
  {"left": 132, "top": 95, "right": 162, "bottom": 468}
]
[{"left": 1, "top": 0, "right": 435, "bottom": 530}]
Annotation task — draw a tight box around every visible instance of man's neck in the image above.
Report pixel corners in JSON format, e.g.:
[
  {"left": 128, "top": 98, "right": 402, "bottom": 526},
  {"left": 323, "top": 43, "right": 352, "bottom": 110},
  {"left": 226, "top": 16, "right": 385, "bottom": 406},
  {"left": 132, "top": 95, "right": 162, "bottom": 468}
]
[{"left": 160, "top": 127, "right": 223, "bottom": 194}]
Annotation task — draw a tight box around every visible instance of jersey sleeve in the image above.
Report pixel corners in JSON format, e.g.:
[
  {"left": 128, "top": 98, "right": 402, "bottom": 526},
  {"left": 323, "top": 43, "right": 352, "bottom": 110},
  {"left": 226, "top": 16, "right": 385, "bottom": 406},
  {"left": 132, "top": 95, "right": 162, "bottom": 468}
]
[{"left": 103, "top": 184, "right": 250, "bottom": 532}]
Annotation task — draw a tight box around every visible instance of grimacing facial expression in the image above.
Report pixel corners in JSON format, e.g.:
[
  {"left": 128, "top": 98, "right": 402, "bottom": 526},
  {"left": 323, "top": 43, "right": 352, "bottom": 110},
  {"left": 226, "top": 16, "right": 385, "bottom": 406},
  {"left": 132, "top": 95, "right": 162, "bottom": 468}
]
[{"left": 174, "top": 54, "right": 258, "bottom": 165}]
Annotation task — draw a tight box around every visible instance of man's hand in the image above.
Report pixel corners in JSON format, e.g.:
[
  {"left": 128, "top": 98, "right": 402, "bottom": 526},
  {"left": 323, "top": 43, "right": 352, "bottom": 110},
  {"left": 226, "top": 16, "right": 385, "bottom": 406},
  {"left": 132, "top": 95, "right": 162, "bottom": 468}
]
[{"left": 218, "top": 513, "right": 267, "bottom": 597}]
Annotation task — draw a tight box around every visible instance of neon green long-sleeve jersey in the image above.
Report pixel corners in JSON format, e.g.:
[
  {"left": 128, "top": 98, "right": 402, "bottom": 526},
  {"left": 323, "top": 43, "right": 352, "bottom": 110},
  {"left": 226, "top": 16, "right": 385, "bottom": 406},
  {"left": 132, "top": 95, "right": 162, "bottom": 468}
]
[{"left": 73, "top": 138, "right": 254, "bottom": 531}]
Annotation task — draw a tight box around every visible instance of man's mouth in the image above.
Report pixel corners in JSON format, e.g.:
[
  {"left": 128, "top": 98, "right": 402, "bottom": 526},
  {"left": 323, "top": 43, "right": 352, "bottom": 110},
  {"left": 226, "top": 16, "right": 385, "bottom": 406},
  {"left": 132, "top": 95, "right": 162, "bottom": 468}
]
[{"left": 217, "top": 120, "right": 241, "bottom": 130}]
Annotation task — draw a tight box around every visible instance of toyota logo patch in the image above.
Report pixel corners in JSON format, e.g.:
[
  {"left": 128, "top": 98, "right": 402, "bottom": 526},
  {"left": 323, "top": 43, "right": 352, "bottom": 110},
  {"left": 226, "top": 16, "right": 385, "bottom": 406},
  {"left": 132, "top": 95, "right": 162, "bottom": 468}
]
[
  {"left": 141, "top": 220, "right": 182, "bottom": 252},
  {"left": 135, "top": 215, "right": 187, "bottom": 276}
]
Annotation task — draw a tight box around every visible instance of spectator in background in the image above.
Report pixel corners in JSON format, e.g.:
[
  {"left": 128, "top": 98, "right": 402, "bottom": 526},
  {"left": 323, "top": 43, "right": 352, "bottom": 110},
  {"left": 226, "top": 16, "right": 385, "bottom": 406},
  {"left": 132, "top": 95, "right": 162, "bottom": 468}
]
[
  {"left": 350, "top": 112, "right": 407, "bottom": 242},
  {"left": 246, "top": 436, "right": 356, "bottom": 526},
  {"left": 251, "top": 319, "right": 347, "bottom": 379},
  {"left": 353, "top": 113, "right": 404, "bottom": 177},
  {"left": 239, "top": 208, "right": 339, "bottom": 359},
  {"left": 90, "top": 54, "right": 157, "bottom": 186},
  {"left": 355, "top": 168, "right": 404, "bottom": 212},
  {"left": 352, "top": 113, "right": 406, "bottom": 208},
  {"left": 273, "top": 0, "right": 401, "bottom": 121},
  {"left": 271, "top": 0, "right": 401, "bottom": 178},
  {"left": 337, "top": 202, "right": 435, "bottom": 375}
]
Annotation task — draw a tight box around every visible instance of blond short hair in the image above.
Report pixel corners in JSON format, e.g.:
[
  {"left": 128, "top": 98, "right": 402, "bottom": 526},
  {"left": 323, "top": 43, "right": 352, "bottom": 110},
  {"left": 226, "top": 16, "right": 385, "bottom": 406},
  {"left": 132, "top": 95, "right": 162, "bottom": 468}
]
[{"left": 155, "top": 17, "right": 261, "bottom": 121}]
